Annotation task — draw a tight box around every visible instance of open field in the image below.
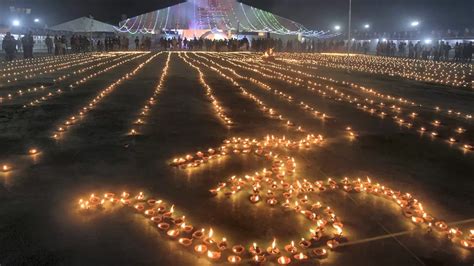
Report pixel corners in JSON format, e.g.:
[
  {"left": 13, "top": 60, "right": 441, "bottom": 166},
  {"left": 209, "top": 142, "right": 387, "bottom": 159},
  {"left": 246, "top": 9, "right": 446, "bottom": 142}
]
[{"left": 0, "top": 52, "right": 473, "bottom": 265}]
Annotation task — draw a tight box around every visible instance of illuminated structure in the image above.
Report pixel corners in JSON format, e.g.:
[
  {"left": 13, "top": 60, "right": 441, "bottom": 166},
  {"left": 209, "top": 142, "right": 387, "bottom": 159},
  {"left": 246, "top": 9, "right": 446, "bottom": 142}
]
[{"left": 116, "top": 0, "right": 333, "bottom": 38}]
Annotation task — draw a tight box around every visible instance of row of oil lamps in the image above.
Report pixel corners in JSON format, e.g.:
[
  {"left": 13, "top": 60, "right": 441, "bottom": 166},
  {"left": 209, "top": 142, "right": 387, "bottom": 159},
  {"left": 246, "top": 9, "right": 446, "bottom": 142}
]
[
  {"left": 52, "top": 53, "right": 159, "bottom": 140},
  {"left": 178, "top": 53, "right": 233, "bottom": 126},
  {"left": 129, "top": 52, "right": 168, "bottom": 136},
  {"left": 182, "top": 53, "right": 307, "bottom": 133},
  {"left": 1, "top": 53, "right": 101, "bottom": 84},
  {"left": 190, "top": 53, "right": 354, "bottom": 138},
  {"left": 0, "top": 54, "right": 131, "bottom": 104},
  {"left": 0, "top": 52, "right": 95, "bottom": 71},
  {"left": 24, "top": 53, "right": 146, "bottom": 109},
  {"left": 0, "top": 53, "right": 95, "bottom": 75},
  {"left": 1, "top": 53, "right": 155, "bottom": 173},
  {"left": 254, "top": 56, "right": 474, "bottom": 151},
  {"left": 268, "top": 55, "right": 472, "bottom": 121},
  {"left": 213, "top": 53, "right": 472, "bottom": 151},
  {"left": 277, "top": 53, "right": 472, "bottom": 88}
]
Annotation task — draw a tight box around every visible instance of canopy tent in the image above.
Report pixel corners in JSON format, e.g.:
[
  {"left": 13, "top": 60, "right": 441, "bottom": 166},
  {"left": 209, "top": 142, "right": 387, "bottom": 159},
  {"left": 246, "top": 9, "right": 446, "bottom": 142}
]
[
  {"left": 49, "top": 17, "right": 116, "bottom": 33},
  {"left": 117, "top": 0, "right": 335, "bottom": 38}
]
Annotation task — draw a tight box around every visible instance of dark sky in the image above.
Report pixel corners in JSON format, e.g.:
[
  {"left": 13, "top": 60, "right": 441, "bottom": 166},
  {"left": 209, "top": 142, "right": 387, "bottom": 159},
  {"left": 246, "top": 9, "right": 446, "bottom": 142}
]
[{"left": 2, "top": 0, "right": 473, "bottom": 31}]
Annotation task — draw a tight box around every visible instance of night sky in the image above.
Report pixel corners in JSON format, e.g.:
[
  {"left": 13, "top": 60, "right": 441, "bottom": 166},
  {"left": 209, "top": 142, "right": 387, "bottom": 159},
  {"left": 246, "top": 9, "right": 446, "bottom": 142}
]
[{"left": 2, "top": 0, "right": 473, "bottom": 31}]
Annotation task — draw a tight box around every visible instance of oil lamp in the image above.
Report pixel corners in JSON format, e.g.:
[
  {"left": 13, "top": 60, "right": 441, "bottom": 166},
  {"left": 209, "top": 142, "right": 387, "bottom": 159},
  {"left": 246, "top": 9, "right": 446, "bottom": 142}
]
[
  {"left": 293, "top": 252, "right": 308, "bottom": 261},
  {"left": 232, "top": 245, "right": 245, "bottom": 255},
  {"left": 194, "top": 244, "right": 207, "bottom": 255},
  {"left": 249, "top": 242, "right": 262, "bottom": 255},
  {"left": 266, "top": 238, "right": 280, "bottom": 254},
  {"left": 284, "top": 241, "right": 297, "bottom": 253},
  {"left": 207, "top": 250, "right": 221, "bottom": 260},
  {"left": 166, "top": 228, "right": 180, "bottom": 238},
  {"left": 178, "top": 237, "right": 192, "bottom": 247},
  {"left": 313, "top": 248, "right": 328, "bottom": 258},
  {"left": 218, "top": 237, "right": 228, "bottom": 250},
  {"left": 2, "top": 164, "right": 11, "bottom": 172},
  {"left": 227, "top": 255, "right": 242, "bottom": 264},
  {"left": 277, "top": 256, "right": 291, "bottom": 265}
]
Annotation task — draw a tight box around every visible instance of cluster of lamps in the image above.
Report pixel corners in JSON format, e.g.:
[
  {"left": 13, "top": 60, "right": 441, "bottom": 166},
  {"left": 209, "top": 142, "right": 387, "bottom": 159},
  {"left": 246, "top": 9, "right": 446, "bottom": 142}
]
[
  {"left": 78, "top": 134, "right": 472, "bottom": 265},
  {"left": 178, "top": 53, "right": 233, "bottom": 126},
  {"left": 183, "top": 53, "right": 305, "bottom": 133},
  {"left": 52, "top": 53, "right": 159, "bottom": 140},
  {"left": 0, "top": 53, "right": 101, "bottom": 84},
  {"left": 0, "top": 54, "right": 130, "bottom": 104},
  {"left": 212, "top": 53, "right": 472, "bottom": 152},
  {"left": 24, "top": 53, "right": 146, "bottom": 108},
  {"left": 278, "top": 53, "right": 472, "bottom": 88},
  {"left": 270, "top": 55, "right": 472, "bottom": 121}
]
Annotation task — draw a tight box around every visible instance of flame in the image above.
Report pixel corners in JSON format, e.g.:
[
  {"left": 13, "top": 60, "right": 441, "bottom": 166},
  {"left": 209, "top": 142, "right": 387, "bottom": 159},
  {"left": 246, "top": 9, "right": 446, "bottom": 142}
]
[
  {"left": 208, "top": 228, "right": 213, "bottom": 238},
  {"left": 272, "top": 238, "right": 276, "bottom": 249}
]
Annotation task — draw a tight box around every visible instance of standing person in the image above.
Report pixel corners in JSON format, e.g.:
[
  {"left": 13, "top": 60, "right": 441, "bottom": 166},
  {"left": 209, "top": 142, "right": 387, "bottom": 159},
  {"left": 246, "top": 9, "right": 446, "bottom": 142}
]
[
  {"left": 465, "top": 42, "right": 473, "bottom": 63},
  {"left": 2, "top": 32, "right": 17, "bottom": 61},
  {"left": 454, "top": 42, "right": 460, "bottom": 61},
  {"left": 21, "top": 31, "right": 35, "bottom": 59},
  {"left": 408, "top": 41, "right": 414, "bottom": 58},
  {"left": 54, "top": 35, "right": 60, "bottom": 55},
  {"left": 444, "top": 42, "right": 451, "bottom": 61},
  {"left": 60, "top": 35, "right": 67, "bottom": 55},
  {"left": 45, "top": 34, "right": 53, "bottom": 54},
  {"left": 97, "top": 39, "right": 103, "bottom": 52},
  {"left": 134, "top": 37, "right": 139, "bottom": 50}
]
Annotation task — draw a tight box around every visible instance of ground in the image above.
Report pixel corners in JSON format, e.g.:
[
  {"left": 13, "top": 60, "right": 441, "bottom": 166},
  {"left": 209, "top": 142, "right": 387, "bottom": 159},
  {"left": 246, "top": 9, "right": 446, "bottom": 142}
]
[{"left": 0, "top": 52, "right": 472, "bottom": 266}]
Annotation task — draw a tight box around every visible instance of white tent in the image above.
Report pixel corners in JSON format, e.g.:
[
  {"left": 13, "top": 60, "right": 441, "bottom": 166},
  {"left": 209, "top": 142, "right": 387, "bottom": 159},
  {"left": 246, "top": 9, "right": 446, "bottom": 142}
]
[{"left": 49, "top": 17, "right": 116, "bottom": 33}]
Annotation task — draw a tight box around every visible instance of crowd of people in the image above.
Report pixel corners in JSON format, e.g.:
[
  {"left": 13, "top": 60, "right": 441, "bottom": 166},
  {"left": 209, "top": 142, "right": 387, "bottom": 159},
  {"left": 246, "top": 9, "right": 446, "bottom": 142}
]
[
  {"left": 2, "top": 31, "right": 473, "bottom": 63},
  {"left": 373, "top": 40, "right": 473, "bottom": 62},
  {"left": 1, "top": 31, "right": 35, "bottom": 61}
]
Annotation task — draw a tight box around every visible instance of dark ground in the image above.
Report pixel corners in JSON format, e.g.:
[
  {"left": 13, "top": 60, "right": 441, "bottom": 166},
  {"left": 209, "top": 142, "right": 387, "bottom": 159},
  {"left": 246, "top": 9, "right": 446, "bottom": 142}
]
[{"left": 0, "top": 52, "right": 472, "bottom": 266}]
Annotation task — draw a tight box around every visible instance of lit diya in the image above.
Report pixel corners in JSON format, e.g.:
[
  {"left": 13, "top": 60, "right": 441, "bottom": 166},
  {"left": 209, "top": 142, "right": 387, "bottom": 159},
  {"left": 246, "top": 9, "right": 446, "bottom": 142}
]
[
  {"left": 249, "top": 242, "right": 262, "bottom": 255},
  {"left": 284, "top": 241, "right": 297, "bottom": 253},
  {"left": 194, "top": 244, "right": 207, "bottom": 254},
  {"left": 207, "top": 250, "right": 221, "bottom": 260},
  {"left": 178, "top": 238, "right": 192, "bottom": 247},
  {"left": 277, "top": 256, "right": 291, "bottom": 265},
  {"left": 266, "top": 238, "right": 280, "bottom": 254},
  {"left": 411, "top": 216, "right": 424, "bottom": 224},
  {"left": 293, "top": 252, "right": 308, "bottom": 261},
  {"left": 232, "top": 245, "right": 245, "bottom": 255},
  {"left": 203, "top": 228, "right": 214, "bottom": 245},
  {"left": 181, "top": 223, "right": 194, "bottom": 234},
  {"left": 227, "top": 255, "right": 242, "bottom": 264},
  {"left": 2, "top": 164, "right": 11, "bottom": 172},
  {"left": 28, "top": 148, "right": 39, "bottom": 155},
  {"left": 313, "top": 248, "right": 328, "bottom": 258},
  {"left": 299, "top": 238, "right": 311, "bottom": 249},
  {"left": 460, "top": 239, "right": 474, "bottom": 249},
  {"left": 266, "top": 197, "right": 278, "bottom": 206},
  {"left": 192, "top": 229, "right": 205, "bottom": 239},
  {"left": 157, "top": 222, "right": 170, "bottom": 231},
  {"left": 162, "top": 205, "right": 174, "bottom": 218},
  {"left": 327, "top": 239, "right": 339, "bottom": 249},
  {"left": 252, "top": 254, "right": 266, "bottom": 263},
  {"left": 218, "top": 238, "right": 228, "bottom": 250},
  {"left": 249, "top": 194, "right": 260, "bottom": 203},
  {"left": 166, "top": 228, "right": 180, "bottom": 238}
]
